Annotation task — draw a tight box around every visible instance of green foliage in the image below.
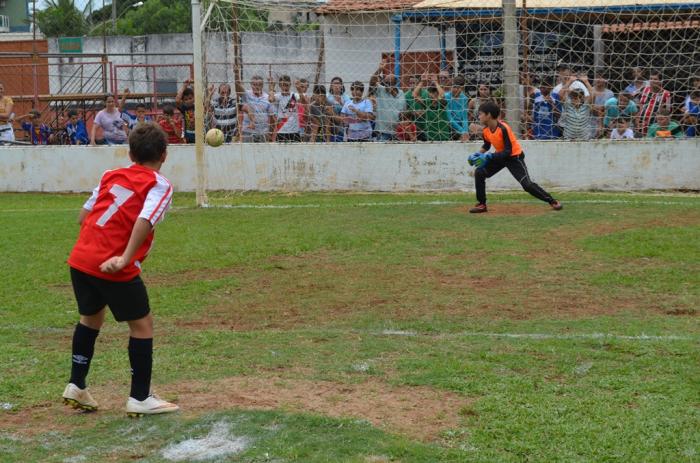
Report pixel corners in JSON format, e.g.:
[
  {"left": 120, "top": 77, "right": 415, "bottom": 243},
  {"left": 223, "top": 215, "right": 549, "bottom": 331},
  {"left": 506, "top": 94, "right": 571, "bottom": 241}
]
[
  {"left": 35, "top": 0, "right": 87, "bottom": 38},
  {"left": 115, "top": 0, "right": 192, "bottom": 36}
]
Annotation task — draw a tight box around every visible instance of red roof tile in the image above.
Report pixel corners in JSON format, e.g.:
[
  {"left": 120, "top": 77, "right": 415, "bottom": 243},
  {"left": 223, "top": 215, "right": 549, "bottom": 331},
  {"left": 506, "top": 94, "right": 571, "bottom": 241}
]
[
  {"left": 316, "top": 0, "right": 418, "bottom": 13},
  {"left": 603, "top": 20, "right": 700, "bottom": 33}
]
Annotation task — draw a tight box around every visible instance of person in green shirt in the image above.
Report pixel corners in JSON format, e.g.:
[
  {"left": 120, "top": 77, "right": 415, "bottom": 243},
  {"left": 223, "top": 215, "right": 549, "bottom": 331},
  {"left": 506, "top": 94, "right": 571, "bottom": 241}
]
[
  {"left": 646, "top": 108, "right": 683, "bottom": 139},
  {"left": 412, "top": 73, "right": 451, "bottom": 142},
  {"left": 405, "top": 75, "right": 427, "bottom": 141}
]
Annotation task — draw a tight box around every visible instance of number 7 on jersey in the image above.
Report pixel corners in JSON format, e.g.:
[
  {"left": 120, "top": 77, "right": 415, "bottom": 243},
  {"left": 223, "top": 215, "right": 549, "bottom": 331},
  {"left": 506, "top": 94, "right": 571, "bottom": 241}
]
[{"left": 96, "top": 184, "right": 135, "bottom": 227}]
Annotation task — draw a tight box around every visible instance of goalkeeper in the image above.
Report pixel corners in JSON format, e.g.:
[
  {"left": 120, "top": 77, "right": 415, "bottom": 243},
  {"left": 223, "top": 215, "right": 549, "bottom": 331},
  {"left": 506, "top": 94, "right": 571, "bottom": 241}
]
[{"left": 467, "top": 101, "right": 562, "bottom": 213}]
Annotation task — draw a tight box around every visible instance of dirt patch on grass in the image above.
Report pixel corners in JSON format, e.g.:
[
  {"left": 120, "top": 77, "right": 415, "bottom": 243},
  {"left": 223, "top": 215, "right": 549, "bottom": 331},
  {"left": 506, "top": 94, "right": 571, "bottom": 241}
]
[
  {"left": 453, "top": 203, "right": 549, "bottom": 216},
  {"left": 2, "top": 376, "right": 471, "bottom": 442}
]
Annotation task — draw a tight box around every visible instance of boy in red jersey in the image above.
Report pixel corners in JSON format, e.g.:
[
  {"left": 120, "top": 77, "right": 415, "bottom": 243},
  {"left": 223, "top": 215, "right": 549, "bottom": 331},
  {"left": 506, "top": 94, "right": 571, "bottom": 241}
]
[
  {"left": 467, "top": 101, "right": 562, "bottom": 213},
  {"left": 63, "top": 122, "right": 179, "bottom": 417}
]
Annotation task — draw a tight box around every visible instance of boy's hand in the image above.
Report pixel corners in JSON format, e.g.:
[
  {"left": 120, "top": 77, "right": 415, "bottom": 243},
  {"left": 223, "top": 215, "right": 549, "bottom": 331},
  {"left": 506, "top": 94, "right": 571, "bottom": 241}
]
[{"left": 99, "top": 256, "right": 127, "bottom": 274}]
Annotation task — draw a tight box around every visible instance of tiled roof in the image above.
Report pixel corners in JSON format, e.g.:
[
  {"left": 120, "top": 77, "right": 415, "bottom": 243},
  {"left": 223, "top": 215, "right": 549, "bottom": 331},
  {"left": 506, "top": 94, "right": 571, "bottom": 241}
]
[
  {"left": 316, "top": 0, "right": 419, "bottom": 13},
  {"left": 603, "top": 20, "right": 700, "bottom": 33}
]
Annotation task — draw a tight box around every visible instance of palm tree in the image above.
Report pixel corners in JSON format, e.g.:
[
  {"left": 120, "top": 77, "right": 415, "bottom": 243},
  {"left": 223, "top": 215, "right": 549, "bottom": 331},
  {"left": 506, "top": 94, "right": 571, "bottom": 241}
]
[{"left": 35, "top": 0, "right": 88, "bottom": 37}]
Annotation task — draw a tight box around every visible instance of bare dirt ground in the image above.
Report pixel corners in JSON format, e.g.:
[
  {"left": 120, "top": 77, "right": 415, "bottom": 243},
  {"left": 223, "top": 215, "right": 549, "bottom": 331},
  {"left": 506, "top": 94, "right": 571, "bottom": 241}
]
[{"left": 2, "top": 376, "right": 472, "bottom": 442}]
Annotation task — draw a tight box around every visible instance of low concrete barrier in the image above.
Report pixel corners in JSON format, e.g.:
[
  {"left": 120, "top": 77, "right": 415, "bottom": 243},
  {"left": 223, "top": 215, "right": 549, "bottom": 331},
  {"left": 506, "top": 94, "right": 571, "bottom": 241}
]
[{"left": 1, "top": 139, "right": 698, "bottom": 192}]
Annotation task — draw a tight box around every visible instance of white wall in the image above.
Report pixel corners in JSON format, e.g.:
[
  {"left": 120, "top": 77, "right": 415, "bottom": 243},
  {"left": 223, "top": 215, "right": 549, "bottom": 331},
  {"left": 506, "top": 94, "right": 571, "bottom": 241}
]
[{"left": 1, "top": 140, "right": 698, "bottom": 193}]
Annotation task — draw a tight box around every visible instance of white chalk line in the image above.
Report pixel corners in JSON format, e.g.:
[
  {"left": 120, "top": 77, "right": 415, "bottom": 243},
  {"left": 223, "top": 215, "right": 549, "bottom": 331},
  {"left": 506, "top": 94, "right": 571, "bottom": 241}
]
[
  {"left": 2, "top": 197, "right": 698, "bottom": 213},
  {"left": 374, "top": 330, "right": 694, "bottom": 342},
  {"left": 2, "top": 325, "right": 694, "bottom": 342}
]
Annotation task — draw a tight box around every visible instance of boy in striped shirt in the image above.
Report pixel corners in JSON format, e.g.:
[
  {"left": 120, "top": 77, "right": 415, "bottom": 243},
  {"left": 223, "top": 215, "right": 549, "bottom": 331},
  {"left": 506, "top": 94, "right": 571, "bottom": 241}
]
[
  {"left": 63, "top": 122, "right": 179, "bottom": 417},
  {"left": 558, "top": 75, "right": 594, "bottom": 140},
  {"left": 637, "top": 70, "right": 671, "bottom": 136}
]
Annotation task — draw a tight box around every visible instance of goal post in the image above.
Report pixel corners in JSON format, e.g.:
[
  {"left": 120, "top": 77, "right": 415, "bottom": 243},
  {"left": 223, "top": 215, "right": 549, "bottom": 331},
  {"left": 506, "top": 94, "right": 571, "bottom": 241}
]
[{"left": 191, "top": 0, "right": 208, "bottom": 207}]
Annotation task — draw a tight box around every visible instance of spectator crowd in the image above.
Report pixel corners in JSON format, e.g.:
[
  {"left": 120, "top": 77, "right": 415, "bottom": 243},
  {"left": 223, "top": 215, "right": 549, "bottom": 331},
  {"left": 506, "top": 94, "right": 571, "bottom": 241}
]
[{"left": 1, "top": 64, "right": 698, "bottom": 145}]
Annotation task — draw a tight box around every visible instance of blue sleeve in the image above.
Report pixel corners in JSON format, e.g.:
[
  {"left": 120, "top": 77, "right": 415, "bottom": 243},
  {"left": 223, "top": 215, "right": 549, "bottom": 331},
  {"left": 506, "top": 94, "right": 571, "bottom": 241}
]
[{"left": 77, "top": 121, "right": 89, "bottom": 143}]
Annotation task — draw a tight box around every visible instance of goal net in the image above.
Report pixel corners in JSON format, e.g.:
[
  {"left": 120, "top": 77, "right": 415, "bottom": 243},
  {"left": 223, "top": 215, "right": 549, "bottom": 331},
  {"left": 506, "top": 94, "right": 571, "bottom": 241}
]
[{"left": 194, "top": 0, "right": 700, "bottom": 202}]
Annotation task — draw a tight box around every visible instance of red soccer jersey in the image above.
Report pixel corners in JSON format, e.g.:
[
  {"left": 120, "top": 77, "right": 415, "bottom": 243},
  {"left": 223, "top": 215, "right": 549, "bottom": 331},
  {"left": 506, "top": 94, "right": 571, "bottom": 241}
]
[{"left": 68, "top": 164, "right": 173, "bottom": 282}]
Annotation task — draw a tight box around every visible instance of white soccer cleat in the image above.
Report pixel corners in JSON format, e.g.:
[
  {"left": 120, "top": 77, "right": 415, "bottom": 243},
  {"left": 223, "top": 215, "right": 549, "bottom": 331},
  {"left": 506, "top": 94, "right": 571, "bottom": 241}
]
[
  {"left": 126, "top": 393, "right": 179, "bottom": 417},
  {"left": 62, "top": 383, "right": 99, "bottom": 412}
]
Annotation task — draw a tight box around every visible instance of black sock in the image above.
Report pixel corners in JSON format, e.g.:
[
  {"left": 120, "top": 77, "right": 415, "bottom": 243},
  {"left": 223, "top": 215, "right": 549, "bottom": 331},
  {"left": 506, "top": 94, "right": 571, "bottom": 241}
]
[
  {"left": 69, "top": 323, "right": 100, "bottom": 389},
  {"left": 128, "top": 337, "right": 153, "bottom": 401}
]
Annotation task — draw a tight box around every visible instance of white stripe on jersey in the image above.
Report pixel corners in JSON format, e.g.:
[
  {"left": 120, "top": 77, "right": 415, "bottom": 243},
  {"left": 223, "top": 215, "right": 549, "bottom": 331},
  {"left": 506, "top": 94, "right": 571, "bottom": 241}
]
[
  {"left": 83, "top": 183, "right": 100, "bottom": 211},
  {"left": 138, "top": 172, "right": 173, "bottom": 226}
]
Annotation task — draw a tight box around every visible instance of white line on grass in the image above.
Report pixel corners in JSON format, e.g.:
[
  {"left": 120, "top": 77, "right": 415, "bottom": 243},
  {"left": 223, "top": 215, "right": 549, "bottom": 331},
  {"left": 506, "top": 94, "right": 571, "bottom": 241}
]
[
  {"left": 376, "top": 330, "right": 694, "bottom": 341},
  {"left": 2, "top": 197, "right": 697, "bottom": 213}
]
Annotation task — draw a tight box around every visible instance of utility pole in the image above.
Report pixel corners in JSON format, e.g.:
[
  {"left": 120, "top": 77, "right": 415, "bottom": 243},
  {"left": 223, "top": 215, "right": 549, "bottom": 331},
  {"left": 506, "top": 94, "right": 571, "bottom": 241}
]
[{"left": 112, "top": 0, "right": 117, "bottom": 33}]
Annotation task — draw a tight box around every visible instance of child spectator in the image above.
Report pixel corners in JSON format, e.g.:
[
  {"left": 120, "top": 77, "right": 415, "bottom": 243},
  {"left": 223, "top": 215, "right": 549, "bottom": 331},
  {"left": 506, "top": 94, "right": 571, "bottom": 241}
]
[
  {"left": 445, "top": 75, "right": 469, "bottom": 141},
  {"left": 17, "top": 109, "right": 52, "bottom": 145},
  {"left": 296, "top": 78, "right": 310, "bottom": 140},
  {"left": 681, "top": 89, "right": 700, "bottom": 137},
  {"left": 558, "top": 75, "right": 594, "bottom": 140},
  {"left": 531, "top": 78, "right": 559, "bottom": 140},
  {"left": 269, "top": 75, "right": 303, "bottom": 142},
  {"left": 66, "top": 109, "right": 89, "bottom": 145},
  {"left": 235, "top": 75, "right": 276, "bottom": 143},
  {"left": 610, "top": 117, "right": 634, "bottom": 140},
  {"left": 158, "top": 104, "right": 184, "bottom": 144},
  {"left": 396, "top": 111, "right": 417, "bottom": 141},
  {"left": 591, "top": 75, "right": 614, "bottom": 138},
  {"left": 327, "top": 76, "right": 350, "bottom": 142},
  {"left": 468, "top": 82, "right": 495, "bottom": 138},
  {"left": 683, "top": 76, "right": 700, "bottom": 114},
  {"left": 48, "top": 112, "right": 71, "bottom": 145},
  {"left": 638, "top": 70, "right": 671, "bottom": 136},
  {"left": 341, "top": 81, "right": 375, "bottom": 141},
  {"left": 646, "top": 108, "right": 683, "bottom": 139},
  {"left": 207, "top": 83, "right": 238, "bottom": 143},
  {"left": 603, "top": 92, "right": 638, "bottom": 130},
  {"left": 119, "top": 89, "right": 152, "bottom": 130},
  {"left": 175, "top": 80, "right": 196, "bottom": 143},
  {"left": 308, "top": 84, "right": 332, "bottom": 143}
]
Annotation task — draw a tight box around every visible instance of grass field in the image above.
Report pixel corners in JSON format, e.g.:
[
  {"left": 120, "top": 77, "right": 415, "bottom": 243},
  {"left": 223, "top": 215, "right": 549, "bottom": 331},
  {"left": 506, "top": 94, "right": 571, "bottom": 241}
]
[{"left": 1, "top": 191, "right": 699, "bottom": 462}]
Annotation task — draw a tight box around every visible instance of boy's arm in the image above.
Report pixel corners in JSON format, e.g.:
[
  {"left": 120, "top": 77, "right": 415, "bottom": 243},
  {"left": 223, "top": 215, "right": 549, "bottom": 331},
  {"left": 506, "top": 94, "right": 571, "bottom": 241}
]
[
  {"left": 119, "top": 88, "right": 130, "bottom": 112},
  {"left": 580, "top": 76, "right": 594, "bottom": 104},
  {"left": 99, "top": 218, "right": 153, "bottom": 273},
  {"left": 176, "top": 79, "right": 192, "bottom": 106}
]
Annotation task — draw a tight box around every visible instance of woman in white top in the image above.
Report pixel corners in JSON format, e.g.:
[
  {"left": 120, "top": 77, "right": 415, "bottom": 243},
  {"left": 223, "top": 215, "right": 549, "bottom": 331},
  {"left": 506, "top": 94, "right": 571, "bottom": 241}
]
[
  {"left": 0, "top": 82, "right": 15, "bottom": 143},
  {"left": 91, "top": 94, "right": 128, "bottom": 145}
]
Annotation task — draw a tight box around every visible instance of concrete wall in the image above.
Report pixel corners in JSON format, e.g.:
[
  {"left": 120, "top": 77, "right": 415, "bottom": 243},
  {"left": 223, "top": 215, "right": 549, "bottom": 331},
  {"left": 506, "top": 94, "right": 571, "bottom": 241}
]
[{"left": 1, "top": 140, "right": 698, "bottom": 193}]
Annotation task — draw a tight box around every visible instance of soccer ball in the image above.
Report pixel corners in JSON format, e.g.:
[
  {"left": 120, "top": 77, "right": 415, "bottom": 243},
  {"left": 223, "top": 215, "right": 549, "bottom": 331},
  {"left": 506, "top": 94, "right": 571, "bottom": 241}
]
[{"left": 205, "top": 128, "right": 224, "bottom": 147}]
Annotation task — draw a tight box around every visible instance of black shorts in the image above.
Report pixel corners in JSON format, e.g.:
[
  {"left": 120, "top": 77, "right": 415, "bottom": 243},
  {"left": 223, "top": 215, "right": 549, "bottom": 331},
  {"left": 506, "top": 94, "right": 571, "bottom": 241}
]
[{"left": 70, "top": 267, "right": 150, "bottom": 322}]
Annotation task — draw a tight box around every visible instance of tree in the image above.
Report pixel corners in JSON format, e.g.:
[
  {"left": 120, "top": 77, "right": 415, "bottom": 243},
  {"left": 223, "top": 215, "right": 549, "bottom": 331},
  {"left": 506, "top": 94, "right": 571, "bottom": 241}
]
[
  {"left": 35, "top": 0, "right": 88, "bottom": 37},
  {"left": 115, "top": 0, "right": 191, "bottom": 36}
]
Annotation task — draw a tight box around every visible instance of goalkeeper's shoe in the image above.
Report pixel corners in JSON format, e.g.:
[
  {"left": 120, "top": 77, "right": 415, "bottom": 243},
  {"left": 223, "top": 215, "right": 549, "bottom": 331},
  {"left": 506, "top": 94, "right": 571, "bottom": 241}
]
[
  {"left": 469, "top": 203, "right": 488, "bottom": 213},
  {"left": 550, "top": 200, "right": 563, "bottom": 211},
  {"left": 126, "top": 393, "right": 179, "bottom": 417},
  {"left": 62, "top": 383, "right": 99, "bottom": 412}
]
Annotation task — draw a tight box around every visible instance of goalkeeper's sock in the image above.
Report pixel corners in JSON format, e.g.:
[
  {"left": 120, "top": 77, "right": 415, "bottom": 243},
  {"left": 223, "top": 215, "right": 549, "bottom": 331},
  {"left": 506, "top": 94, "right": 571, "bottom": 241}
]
[{"left": 69, "top": 323, "right": 100, "bottom": 389}]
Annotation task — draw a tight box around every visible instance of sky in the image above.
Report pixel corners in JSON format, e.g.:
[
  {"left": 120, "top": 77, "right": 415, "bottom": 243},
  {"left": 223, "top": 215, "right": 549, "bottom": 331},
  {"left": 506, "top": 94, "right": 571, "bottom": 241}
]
[{"left": 36, "top": 1, "right": 106, "bottom": 12}]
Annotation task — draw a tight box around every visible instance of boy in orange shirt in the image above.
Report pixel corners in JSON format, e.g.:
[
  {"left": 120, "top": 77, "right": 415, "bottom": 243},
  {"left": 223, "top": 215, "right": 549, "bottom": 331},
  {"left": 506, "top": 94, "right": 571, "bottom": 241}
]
[{"left": 468, "top": 101, "right": 562, "bottom": 213}]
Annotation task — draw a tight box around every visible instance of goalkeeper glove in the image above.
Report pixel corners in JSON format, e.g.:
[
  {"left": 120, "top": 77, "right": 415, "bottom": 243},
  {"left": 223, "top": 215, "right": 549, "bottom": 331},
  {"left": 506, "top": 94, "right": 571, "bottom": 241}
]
[
  {"left": 468, "top": 152, "right": 482, "bottom": 166},
  {"left": 474, "top": 153, "right": 492, "bottom": 169}
]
